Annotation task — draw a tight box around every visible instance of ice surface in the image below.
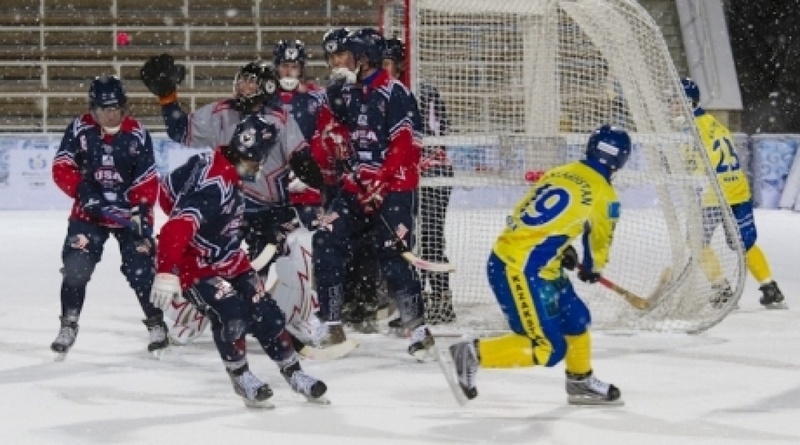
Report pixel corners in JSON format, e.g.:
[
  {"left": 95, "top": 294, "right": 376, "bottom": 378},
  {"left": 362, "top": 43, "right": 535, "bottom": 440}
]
[{"left": 1, "top": 209, "right": 799, "bottom": 445}]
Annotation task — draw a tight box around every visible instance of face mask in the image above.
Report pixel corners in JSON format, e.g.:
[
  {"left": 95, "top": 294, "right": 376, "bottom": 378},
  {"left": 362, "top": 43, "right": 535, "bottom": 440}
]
[
  {"left": 330, "top": 67, "right": 356, "bottom": 84},
  {"left": 279, "top": 77, "right": 300, "bottom": 91}
]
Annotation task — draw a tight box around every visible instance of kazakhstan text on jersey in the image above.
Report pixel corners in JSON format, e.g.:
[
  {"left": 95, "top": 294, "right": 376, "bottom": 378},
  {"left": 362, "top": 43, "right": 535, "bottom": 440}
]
[{"left": 493, "top": 161, "right": 620, "bottom": 281}]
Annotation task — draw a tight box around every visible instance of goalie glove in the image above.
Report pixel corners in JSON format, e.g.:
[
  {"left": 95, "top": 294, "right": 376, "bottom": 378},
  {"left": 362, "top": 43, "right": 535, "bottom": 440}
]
[
  {"left": 140, "top": 54, "right": 186, "bottom": 100},
  {"left": 357, "top": 179, "right": 388, "bottom": 214},
  {"left": 150, "top": 273, "right": 182, "bottom": 311}
]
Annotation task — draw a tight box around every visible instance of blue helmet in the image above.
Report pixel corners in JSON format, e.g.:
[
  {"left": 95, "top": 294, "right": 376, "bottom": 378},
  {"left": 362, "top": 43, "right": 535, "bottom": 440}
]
[
  {"left": 347, "top": 28, "right": 386, "bottom": 67},
  {"left": 322, "top": 27, "right": 351, "bottom": 57},
  {"left": 88, "top": 75, "right": 127, "bottom": 108},
  {"left": 273, "top": 39, "right": 307, "bottom": 67},
  {"left": 586, "top": 125, "right": 632, "bottom": 171},
  {"left": 227, "top": 115, "right": 278, "bottom": 168},
  {"left": 681, "top": 77, "right": 700, "bottom": 103}
]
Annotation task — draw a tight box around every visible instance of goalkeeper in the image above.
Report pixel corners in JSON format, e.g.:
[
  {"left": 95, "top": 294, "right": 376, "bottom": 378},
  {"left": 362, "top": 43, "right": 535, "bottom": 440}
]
[
  {"left": 440, "top": 125, "right": 631, "bottom": 406},
  {"left": 680, "top": 78, "right": 786, "bottom": 309}
]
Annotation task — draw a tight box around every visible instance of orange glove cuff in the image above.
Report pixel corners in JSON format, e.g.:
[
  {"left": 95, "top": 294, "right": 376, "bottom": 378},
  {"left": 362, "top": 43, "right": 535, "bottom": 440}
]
[{"left": 158, "top": 91, "right": 178, "bottom": 106}]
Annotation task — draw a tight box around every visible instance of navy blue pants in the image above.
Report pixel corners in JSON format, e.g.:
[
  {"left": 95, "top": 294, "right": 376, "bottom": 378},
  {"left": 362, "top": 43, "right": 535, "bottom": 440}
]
[
  {"left": 184, "top": 270, "right": 293, "bottom": 364},
  {"left": 314, "top": 190, "right": 423, "bottom": 327},
  {"left": 59, "top": 218, "right": 159, "bottom": 320}
]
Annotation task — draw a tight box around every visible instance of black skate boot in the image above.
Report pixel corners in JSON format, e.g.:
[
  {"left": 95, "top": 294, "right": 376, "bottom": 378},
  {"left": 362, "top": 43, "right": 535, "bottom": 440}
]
[
  {"left": 425, "top": 291, "right": 456, "bottom": 325},
  {"left": 143, "top": 315, "right": 169, "bottom": 357},
  {"left": 226, "top": 362, "right": 274, "bottom": 409},
  {"left": 437, "top": 340, "right": 478, "bottom": 405},
  {"left": 281, "top": 361, "right": 329, "bottom": 404},
  {"left": 566, "top": 370, "right": 623, "bottom": 406},
  {"left": 710, "top": 280, "right": 734, "bottom": 309},
  {"left": 51, "top": 314, "right": 79, "bottom": 361},
  {"left": 759, "top": 281, "right": 788, "bottom": 309},
  {"left": 408, "top": 324, "right": 435, "bottom": 361}
]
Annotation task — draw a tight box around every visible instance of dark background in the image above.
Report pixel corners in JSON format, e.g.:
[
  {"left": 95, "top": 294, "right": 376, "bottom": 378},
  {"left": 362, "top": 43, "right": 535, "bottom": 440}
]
[{"left": 726, "top": 0, "right": 800, "bottom": 133}]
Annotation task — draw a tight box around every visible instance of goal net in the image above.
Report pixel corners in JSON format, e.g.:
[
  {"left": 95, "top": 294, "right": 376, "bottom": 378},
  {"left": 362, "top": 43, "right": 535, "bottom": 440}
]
[{"left": 381, "top": 0, "right": 746, "bottom": 333}]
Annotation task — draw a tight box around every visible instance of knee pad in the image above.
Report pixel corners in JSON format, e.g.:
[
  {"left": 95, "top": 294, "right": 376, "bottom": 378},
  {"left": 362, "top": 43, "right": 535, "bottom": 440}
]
[
  {"left": 61, "top": 252, "right": 96, "bottom": 287},
  {"left": 219, "top": 318, "right": 248, "bottom": 343},
  {"left": 250, "top": 297, "right": 286, "bottom": 340},
  {"left": 559, "top": 284, "right": 591, "bottom": 336}
]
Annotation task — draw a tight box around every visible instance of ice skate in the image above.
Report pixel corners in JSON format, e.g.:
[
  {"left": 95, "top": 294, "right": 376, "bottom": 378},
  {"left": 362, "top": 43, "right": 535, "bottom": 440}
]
[
  {"left": 227, "top": 364, "right": 274, "bottom": 409},
  {"left": 143, "top": 315, "right": 169, "bottom": 358},
  {"left": 311, "top": 322, "right": 359, "bottom": 358},
  {"left": 709, "top": 280, "right": 734, "bottom": 309},
  {"left": 566, "top": 371, "right": 623, "bottom": 406},
  {"left": 51, "top": 315, "right": 79, "bottom": 362},
  {"left": 343, "top": 304, "right": 379, "bottom": 334},
  {"left": 759, "top": 281, "right": 788, "bottom": 309},
  {"left": 437, "top": 341, "right": 478, "bottom": 405},
  {"left": 281, "top": 363, "right": 329, "bottom": 404},
  {"left": 408, "top": 324, "right": 435, "bottom": 361},
  {"left": 425, "top": 291, "right": 457, "bottom": 325},
  {"left": 318, "top": 321, "right": 347, "bottom": 346}
]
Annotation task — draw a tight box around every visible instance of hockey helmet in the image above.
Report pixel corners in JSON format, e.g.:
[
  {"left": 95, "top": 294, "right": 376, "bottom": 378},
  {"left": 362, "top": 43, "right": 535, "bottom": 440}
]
[
  {"left": 586, "top": 124, "right": 632, "bottom": 171},
  {"left": 322, "top": 27, "right": 351, "bottom": 57},
  {"left": 89, "top": 75, "right": 127, "bottom": 108},
  {"left": 346, "top": 28, "right": 386, "bottom": 67},
  {"left": 681, "top": 77, "right": 700, "bottom": 103},
  {"left": 273, "top": 39, "right": 307, "bottom": 67},
  {"left": 225, "top": 115, "right": 278, "bottom": 179},
  {"left": 233, "top": 61, "right": 278, "bottom": 113},
  {"left": 383, "top": 37, "right": 405, "bottom": 63}
]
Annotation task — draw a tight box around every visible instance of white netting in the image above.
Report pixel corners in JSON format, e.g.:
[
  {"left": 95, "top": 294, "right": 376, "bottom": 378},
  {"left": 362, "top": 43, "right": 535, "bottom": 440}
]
[{"left": 383, "top": 0, "right": 746, "bottom": 333}]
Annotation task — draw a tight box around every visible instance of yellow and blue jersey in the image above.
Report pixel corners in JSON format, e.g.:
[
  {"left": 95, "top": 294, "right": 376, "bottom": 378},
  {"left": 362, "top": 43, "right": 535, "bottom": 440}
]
[
  {"left": 694, "top": 109, "right": 751, "bottom": 206},
  {"left": 493, "top": 161, "right": 620, "bottom": 280}
]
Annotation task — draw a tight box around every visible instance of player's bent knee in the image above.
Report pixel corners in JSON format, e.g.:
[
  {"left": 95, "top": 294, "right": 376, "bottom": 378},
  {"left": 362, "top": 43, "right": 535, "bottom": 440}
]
[
  {"left": 61, "top": 254, "right": 96, "bottom": 286},
  {"left": 220, "top": 318, "right": 248, "bottom": 342},
  {"left": 250, "top": 298, "right": 286, "bottom": 340}
]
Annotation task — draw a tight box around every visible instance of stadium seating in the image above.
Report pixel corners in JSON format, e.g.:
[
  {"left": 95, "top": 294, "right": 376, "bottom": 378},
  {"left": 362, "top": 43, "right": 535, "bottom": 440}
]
[{"left": 0, "top": 0, "right": 379, "bottom": 132}]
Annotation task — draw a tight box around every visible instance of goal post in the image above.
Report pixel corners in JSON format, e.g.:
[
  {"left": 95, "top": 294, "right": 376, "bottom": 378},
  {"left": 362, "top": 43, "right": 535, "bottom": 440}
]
[{"left": 381, "top": 0, "right": 746, "bottom": 333}]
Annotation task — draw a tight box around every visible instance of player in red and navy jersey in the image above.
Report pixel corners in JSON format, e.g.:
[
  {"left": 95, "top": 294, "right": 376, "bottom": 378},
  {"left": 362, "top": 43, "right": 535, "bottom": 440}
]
[
  {"left": 150, "top": 115, "right": 328, "bottom": 408},
  {"left": 311, "top": 28, "right": 433, "bottom": 359},
  {"left": 50, "top": 76, "right": 164, "bottom": 360}
]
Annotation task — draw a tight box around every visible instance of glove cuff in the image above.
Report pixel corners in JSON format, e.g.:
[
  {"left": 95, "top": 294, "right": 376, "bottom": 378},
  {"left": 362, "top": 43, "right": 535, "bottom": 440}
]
[{"left": 158, "top": 90, "right": 178, "bottom": 105}]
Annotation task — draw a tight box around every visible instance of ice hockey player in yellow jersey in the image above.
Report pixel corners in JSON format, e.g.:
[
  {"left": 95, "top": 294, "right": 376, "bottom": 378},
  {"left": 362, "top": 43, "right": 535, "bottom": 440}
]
[
  {"left": 681, "top": 78, "right": 786, "bottom": 309},
  {"left": 438, "top": 124, "right": 631, "bottom": 406}
]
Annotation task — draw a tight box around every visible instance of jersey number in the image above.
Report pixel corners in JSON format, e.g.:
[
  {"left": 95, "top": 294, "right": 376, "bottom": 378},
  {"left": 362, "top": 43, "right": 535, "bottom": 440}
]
[
  {"left": 713, "top": 137, "right": 740, "bottom": 174},
  {"left": 520, "top": 185, "right": 570, "bottom": 226}
]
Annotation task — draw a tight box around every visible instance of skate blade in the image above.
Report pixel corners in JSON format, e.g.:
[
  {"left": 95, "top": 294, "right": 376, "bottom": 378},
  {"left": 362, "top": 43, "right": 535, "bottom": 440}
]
[
  {"left": 567, "top": 395, "right": 625, "bottom": 407},
  {"left": 410, "top": 346, "right": 435, "bottom": 362},
  {"left": 299, "top": 339, "right": 359, "bottom": 360},
  {"left": 150, "top": 347, "right": 169, "bottom": 360},
  {"left": 243, "top": 399, "right": 276, "bottom": 409},
  {"left": 764, "top": 302, "right": 789, "bottom": 310},
  {"left": 304, "top": 395, "right": 331, "bottom": 405},
  {"left": 53, "top": 352, "right": 68, "bottom": 362},
  {"left": 435, "top": 347, "right": 472, "bottom": 406}
]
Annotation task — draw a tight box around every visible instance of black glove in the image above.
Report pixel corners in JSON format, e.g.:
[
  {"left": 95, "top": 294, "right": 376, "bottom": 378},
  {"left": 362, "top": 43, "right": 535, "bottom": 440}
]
[
  {"left": 140, "top": 54, "right": 186, "bottom": 98},
  {"left": 561, "top": 245, "right": 578, "bottom": 271},
  {"left": 130, "top": 204, "right": 153, "bottom": 240},
  {"left": 577, "top": 269, "right": 602, "bottom": 284},
  {"left": 76, "top": 181, "right": 105, "bottom": 221}
]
